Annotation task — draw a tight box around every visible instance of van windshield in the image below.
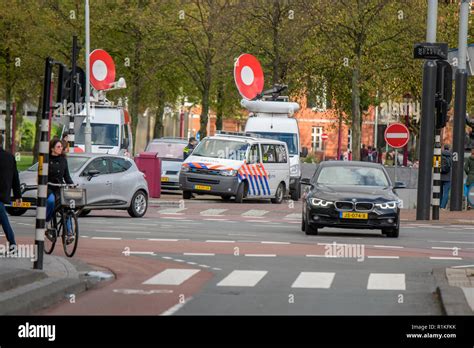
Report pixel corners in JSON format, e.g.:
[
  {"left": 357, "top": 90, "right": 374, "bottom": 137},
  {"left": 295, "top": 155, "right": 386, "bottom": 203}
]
[
  {"left": 145, "top": 142, "right": 186, "bottom": 159},
  {"left": 75, "top": 123, "right": 119, "bottom": 147},
  {"left": 192, "top": 139, "right": 249, "bottom": 161},
  {"left": 250, "top": 132, "right": 298, "bottom": 155}
]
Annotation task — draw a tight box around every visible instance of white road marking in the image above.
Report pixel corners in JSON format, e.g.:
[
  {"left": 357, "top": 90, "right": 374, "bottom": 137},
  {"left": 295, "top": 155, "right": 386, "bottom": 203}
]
[
  {"left": 204, "top": 219, "right": 228, "bottom": 222},
  {"left": 432, "top": 241, "right": 474, "bottom": 244},
  {"left": 284, "top": 213, "right": 300, "bottom": 219},
  {"left": 367, "top": 273, "right": 406, "bottom": 290},
  {"left": 306, "top": 254, "right": 325, "bottom": 257},
  {"left": 143, "top": 269, "right": 200, "bottom": 285},
  {"left": 249, "top": 221, "right": 269, "bottom": 223},
  {"left": 291, "top": 272, "right": 335, "bottom": 289},
  {"left": 367, "top": 256, "right": 400, "bottom": 259},
  {"left": 429, "top": 257, "right": 463, "bottom": 260},
  {"left": 260, "top": 241, "right": 290, "bottom": 245},
  {"left": 229, "top": 233, "right": 257, "bottom": 237},
  {"left": 217, "top": 270, "right": 267, "bottom": 287},
  {"left": 242, "top": 210, "right": 268, "bottom": 217},
  {"left": 159, "top": 208, "right": 186, "bottom": 214},
  {"left": 206, "top": 240, "right": 235, "bottom": 243},
  {"left": 128, "top": 251, "right": 155, "bottom": 255},
  {"left": 372, "top": 245, "right": 404, "bottom": 249},
  {"left": 200, "top": 209, "right": 228, "bottom": 216},
  {"left": 187, "top": 262, "right": 197, "bottom": 265},
  {"left": 91, "top": 237, "right": 122, "bottom": 240},
  {"left": 199, "top": 265, "right": 210, "bottom": 268},
  {"left": 183, "top": 253, "right": 215, "bottom": 256},
  {"left": 244, "top": 254, "right": 276, "bottom": 257},
  {"left": 432, "top": 247, "right": 462, "bottom": 250},
  {"left": 452, "top": 264, "right": 474, "bottom": 268},
  {"left": 147, "top": 238, "right": 179, "bottom": 242},
  {"left": 162, "top": 256, "right": 173, "bottom": 260},
  {"left": 161, "top": 297, "right": 193, "bottom": 316}
]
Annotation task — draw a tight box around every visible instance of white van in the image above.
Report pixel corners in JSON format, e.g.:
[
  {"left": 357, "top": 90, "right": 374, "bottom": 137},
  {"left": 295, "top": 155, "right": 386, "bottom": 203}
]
[
  {"left": 179, "top": 132, "right": 290, "bottom": 203},
  {"left": 243, "top": 99, "right": 307, "bottom": 201},
  {"left": 73, "top": 105, "right": 133, "bottom": 156}
]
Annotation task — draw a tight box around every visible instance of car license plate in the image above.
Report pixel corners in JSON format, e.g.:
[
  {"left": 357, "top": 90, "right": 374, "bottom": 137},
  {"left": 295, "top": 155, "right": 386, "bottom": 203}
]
[
  {"left": 194, "top": 185, "right": 211, "bottom": 191},
  {"left": 340, "top": 212, "right": 368, "bottom": 219},
  {"left": 161, "top": 177, "right": 170, "bottom": 182},
  {"left": 12, "top": 202, "right": 31, "bottom": 208}
]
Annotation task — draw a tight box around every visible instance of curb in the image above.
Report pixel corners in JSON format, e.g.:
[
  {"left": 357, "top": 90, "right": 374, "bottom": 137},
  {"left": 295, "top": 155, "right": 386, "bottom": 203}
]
[{"left": 433, "top": 268, "right": 473, "bottom": 315}]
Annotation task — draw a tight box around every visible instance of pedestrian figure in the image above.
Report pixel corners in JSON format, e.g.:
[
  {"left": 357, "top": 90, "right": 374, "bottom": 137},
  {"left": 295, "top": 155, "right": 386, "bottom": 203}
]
[
  {"left": 0, "top": 134, "right": 22, "bottom": 253},
  {"left": 360, "top": 144, "right": 368, "bottom": 162},
  {"left": 183, "top": 137, "right": 197, "bottom": 160},
  {"left": 464, "top": 148, "right": 474, "bottom": 210},
  {"left": 440, "top": 144, "right": 452, "bottom": 209}
]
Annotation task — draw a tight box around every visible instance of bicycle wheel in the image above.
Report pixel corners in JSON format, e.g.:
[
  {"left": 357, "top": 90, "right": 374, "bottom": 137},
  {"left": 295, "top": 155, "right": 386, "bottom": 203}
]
[
  {"left": 62, "top": 211, "right": 79, "bottom": 257},
  {"left": 44, "top": 212, "right": 60, "bottom": 254}
]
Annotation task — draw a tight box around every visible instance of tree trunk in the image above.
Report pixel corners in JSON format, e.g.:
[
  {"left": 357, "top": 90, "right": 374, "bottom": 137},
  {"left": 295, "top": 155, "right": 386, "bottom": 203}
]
[
  {"left": 215, "top": 80, "right": 224, "bottom": 131},
  {"left": 153, "top": 89, "right": 165, "bottom": 138},
  {"left": 5, "top": 49, "right": 12, "bottom": 152},
  {"left": 271, "top": 3, "right": 280, "bottom": 85},
  {"left": 131, "top": 34, "right": 142, "bottom": 141},
  {"left": 199, "top": 58, "right": 212, "bottom": 138},
  {"left": 33, "top": 92, "right": 42, "bottom": 162},
  {"left": 351, "top": 66, "right": 362, "bottom": 161}
]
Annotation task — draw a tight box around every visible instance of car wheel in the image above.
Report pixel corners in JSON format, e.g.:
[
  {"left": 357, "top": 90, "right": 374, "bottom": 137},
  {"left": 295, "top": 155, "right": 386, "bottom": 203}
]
[
  {"left": 304, "top": 211, "right": 318, "bottom": 235},
  {"left": 235, "top": 182, "right": 246, "bottom": 203},
  {"left": 271, "top": 183, "right": 285, "bottom": 204},
  {"left": 301, "top": 208, "right": 306, "bottom": 232},
  {"left": 183, "top": 190, "right": 193, "bottom": 200},
  {"left": 385, "top": 227, "right": 399, "bottom": 238},
  {"left": 78, "top": 209, "right": 91, "bottom": 217},
  {"left": 128, "top": 190, "right": 148, "bottom": 218},
  {"left": 221, "top": 195, "right": 232, "bottom": 201},
  {"left": 6, "top": 207, "right": 27, "bottom": 216}
]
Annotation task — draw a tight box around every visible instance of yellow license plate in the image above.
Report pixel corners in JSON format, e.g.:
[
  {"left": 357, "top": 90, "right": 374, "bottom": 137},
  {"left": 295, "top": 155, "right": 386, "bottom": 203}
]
[
  {"left": 12, "top": 202, "right": 31, "bottom": 208},
  {"left": 161, "top": 177, "right": 170, "bottom": 182},
  {"left": 341, "top": 212, "right": 368, "bottom": 219},
  {"left": 194, "top": 185, "right": 211, "bottom": 191}
]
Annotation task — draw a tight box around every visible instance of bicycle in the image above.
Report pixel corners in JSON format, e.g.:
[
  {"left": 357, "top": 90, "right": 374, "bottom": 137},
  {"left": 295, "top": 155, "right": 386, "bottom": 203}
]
[{"left": 44, "top": 183, "right": 86, "bottom": 257}]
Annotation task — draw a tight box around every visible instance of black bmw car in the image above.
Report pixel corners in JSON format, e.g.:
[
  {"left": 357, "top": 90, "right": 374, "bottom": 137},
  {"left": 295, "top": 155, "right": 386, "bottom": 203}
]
[{"left": 301, "top": 161, "right": 405, "bottom": 238}]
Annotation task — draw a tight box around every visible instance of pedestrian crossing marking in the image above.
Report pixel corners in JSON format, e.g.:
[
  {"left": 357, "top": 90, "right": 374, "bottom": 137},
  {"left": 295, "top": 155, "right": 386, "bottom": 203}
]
[
  {"left": 200, "top": 209, "right": 228, "bottom": 216},
  {"left": 242, "top": 210, "right": 269, "bottom": 217},
  {"left": 143, "top": 269, "right": 200, "bottom": 285},
  {"left": 367, "top": 273, "right": 405, "bottom": 290},
  {"left": 291, "top": 272, "right": 335, "bottom": 289},
  {"left": 284, "top": 213, "right": 300, "bottom": 219},
  {"left": 159, "top": 208, "right": 186, "bottom": 214},
  {"left": 217, "top": 270, "right": 267, "bottom": 287}
]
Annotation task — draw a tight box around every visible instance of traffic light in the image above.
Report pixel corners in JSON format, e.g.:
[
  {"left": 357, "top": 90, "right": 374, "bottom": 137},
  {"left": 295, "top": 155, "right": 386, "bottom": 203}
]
[
  {"left": 56, "top": 64, "right": 72, "bottom": 105},
  {"left": 435, "top": 60, "right": 453, "bottom": 129}
]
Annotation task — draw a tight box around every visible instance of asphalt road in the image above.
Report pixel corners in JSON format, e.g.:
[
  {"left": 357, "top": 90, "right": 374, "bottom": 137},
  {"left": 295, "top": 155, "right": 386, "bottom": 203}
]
[{"left": 4, "top": 194, "right": 474, "bottom": 315}]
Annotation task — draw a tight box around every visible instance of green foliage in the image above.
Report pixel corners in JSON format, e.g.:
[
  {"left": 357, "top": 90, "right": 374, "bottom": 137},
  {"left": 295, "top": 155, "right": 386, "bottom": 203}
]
[{"left": 19, "top": 120, "right": 35, "bottom": 152}]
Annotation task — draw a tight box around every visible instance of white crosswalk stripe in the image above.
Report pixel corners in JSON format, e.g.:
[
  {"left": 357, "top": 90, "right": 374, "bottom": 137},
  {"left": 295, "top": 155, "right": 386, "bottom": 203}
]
[
  {"left": 291, "top": 272, "right": 335, "bottom": 289},
  {"left": 143, "top": 269, "right": 200, "bottom": 285},
  {"left": 159, "top": 208, "right": 186, "bottom": 214},
  {"left": 367, "top": 273, "right": 405, "bottom": 290},
  {"left": 241, "top": 209, "right": 268, "bottom": 217},
  {"left": 217, "top": 270, "right": 267, "bottom": 287},
  {"left": 284, "top": 213, "right": 300, "bottom": 219},
  {"left": 200, "top": 209, "right": 228, "bottom": 216}
]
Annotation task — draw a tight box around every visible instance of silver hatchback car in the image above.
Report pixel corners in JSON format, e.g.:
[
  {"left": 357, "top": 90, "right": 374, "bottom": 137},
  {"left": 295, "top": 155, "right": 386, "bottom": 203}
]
[{"left": 7, "top": 154, "right": 149, "bottom": 218}]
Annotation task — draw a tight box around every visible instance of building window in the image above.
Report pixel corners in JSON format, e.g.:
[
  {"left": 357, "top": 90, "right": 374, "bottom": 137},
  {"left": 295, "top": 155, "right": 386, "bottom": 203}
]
[{"left": 312, "top": 127, "right": 323, "bottom": 151}]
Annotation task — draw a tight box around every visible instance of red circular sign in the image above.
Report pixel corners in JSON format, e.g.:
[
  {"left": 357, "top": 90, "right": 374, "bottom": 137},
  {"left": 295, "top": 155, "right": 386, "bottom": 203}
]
[
  {"left": 321, "top": 133, "right": 328, "bottom": 140},
  {"left": 89, "top": 49, "right": 116, "bottom": 91},
  {"left": 384, "top": 123, "right": 410, "bottom": 148},
  {"left": 234, "top": 54, "right": 264, "bottom": 100}
]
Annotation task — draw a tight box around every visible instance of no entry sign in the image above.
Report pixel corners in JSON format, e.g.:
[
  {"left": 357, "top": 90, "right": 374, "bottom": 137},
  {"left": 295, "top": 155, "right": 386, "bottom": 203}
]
[
  {"left": 385, "top": 123, "right": 410, "bottom": 148},
  {"left": 90, "top": 49, "right": 116, "bottom": 91},
  {"left": 321, "top": 133, "right": 328, "bottom": 141},
  {"left": 234, "top": 54, "right": 264, "bottom": 100}
]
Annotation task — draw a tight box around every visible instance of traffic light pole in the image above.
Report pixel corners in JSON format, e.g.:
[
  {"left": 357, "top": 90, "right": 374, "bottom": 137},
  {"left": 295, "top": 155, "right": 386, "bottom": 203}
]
[
  {"left": 69, "top": 36, "right": 78, "bottom": 153},
  {"left": 450, "top": 0, "right": 469, "bottom": 211},
  {"left": 84, "top": 0, "right": 92, "bottom": 153},
  {"left": 432, "top": 132, "right": 441, "bottom": 219},
  {"left": 34, "top": 57, "right": 54, "bottom": 270}
]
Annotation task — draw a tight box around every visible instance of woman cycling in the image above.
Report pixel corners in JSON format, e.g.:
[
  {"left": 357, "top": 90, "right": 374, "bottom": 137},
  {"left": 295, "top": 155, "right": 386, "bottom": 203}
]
[{"left": 46, "top": 138, "right": 74, "bottom": 242}]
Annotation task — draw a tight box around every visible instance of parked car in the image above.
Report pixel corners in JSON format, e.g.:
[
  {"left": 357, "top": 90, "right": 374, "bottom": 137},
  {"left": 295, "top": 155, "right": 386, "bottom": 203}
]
[
  {"left": 139, "top": 138, "right": 188, "bottom": 190},
  {"left": 301, "top": 161, "right": 405, "bottom": 237},
  {"left": 6, "top": 154, "right": 149, "bottom": 218},
  {"left": 179, "top": 132, "right": 290, "bottom": 203}
]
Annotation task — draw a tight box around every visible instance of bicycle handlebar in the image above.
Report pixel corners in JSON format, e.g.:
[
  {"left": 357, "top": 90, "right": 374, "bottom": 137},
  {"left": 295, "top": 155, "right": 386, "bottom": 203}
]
[{"left": 47, "top": 183, "right": 78, "bottom": 188}]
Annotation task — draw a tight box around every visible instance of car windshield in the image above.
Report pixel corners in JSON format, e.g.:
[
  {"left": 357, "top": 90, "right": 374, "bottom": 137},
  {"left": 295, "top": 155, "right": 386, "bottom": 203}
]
[
  {"left": 26, "top": 156, "right": 89, "bottom": 174},
  {"left": 192, "top": 138, "right": 249, "bottom": 161},
  {"left": 316, "top": 166, "right": 389, "bottom": 187},
  {"left": 75, "top": 123, "right": 119, "bottom": 146},
  {"left": 250, "top": 132, "right": 298, "bottom": 155},
  {"left": 145, "top": 142, "right": 186, "bottom": 159}
]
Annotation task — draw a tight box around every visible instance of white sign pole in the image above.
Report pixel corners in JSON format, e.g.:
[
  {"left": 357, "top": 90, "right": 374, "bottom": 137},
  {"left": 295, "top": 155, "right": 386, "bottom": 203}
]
[{"left": 84, "top": 0, "right": 92, "bottom": 153}]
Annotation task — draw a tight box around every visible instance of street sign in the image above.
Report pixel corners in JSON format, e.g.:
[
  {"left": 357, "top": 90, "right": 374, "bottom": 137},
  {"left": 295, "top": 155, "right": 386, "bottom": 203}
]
[
  {"left": 234, "top": 53, "right": 264, "bottom": 100},
  {"left": 89, "top": 49, "right": 116, "bottom": 90},
  {"left": 414, "top": 42, "right": 448, "bottom": 60},
  {"left": 321, "top": 133, "right": 328, "bottom": 141},
  {"left": 384, "top": 123, "right": 410, "bottom": 149}
]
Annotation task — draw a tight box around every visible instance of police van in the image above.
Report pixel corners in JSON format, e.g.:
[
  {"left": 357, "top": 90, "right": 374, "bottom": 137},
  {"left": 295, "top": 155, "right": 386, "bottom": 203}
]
[{"left": 179, "top": 132, "right": 290, "bottom": 203}]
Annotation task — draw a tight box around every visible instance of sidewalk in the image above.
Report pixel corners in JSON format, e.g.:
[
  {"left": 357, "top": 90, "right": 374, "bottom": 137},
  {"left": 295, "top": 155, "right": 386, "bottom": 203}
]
[
  {"left": 434, "top": 267, "right": 474, "bottom": 315},
  {"left": 401, "top": 209, "right": 473, "bottom": 224},
  {"left": 0, "top": 251, "right": 112, "bottom": 314}
]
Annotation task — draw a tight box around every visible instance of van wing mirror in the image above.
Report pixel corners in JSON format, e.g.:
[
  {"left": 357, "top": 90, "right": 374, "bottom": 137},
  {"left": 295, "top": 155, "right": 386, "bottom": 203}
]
[
  {"left": 394, "top": 181, "right": 406, "bottom": 189},
  {"left": 86, "top": 169, "right": 100, "bottom": 181},
  {"left": 300, "top": 147, "right": 308, "bottom": 158},
  {"left": 300, "top": 178, "right": 311, "bottom": 186}
]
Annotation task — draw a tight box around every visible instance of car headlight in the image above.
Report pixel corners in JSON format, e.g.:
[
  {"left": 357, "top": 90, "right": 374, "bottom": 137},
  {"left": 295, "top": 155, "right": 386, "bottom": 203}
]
[
  {"left": 375, "top": 200, "right": 401, "bottom": 209},
  {"left": 221, "top": 169, "right": 237, "bottom": 176},
  {"left": 310, "top": 198, "right": 333, "bottom": 207},
  {"left": 290, "top": 164, "right": 300, "bottom": 175},
  {"left": 181, "top": 165, "right": 190, "bottom": 172}
]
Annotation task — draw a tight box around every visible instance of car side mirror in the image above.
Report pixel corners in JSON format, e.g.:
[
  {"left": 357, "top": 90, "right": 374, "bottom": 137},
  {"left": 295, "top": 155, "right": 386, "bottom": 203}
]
[
  {"left": 300, "top": 178, "right": 311, "bottom": 186},
  {"left": 300, "top": 147, "right": 308, "bottom": 158},
  {"left": 86, "top": 169, "right": 100, "bottom": 181},
  {"left": 121, "top": 138, "right": 130, "bottom": 149},
  {"left": 394, "top": 181, "right": 406, "bottom": 189}
]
